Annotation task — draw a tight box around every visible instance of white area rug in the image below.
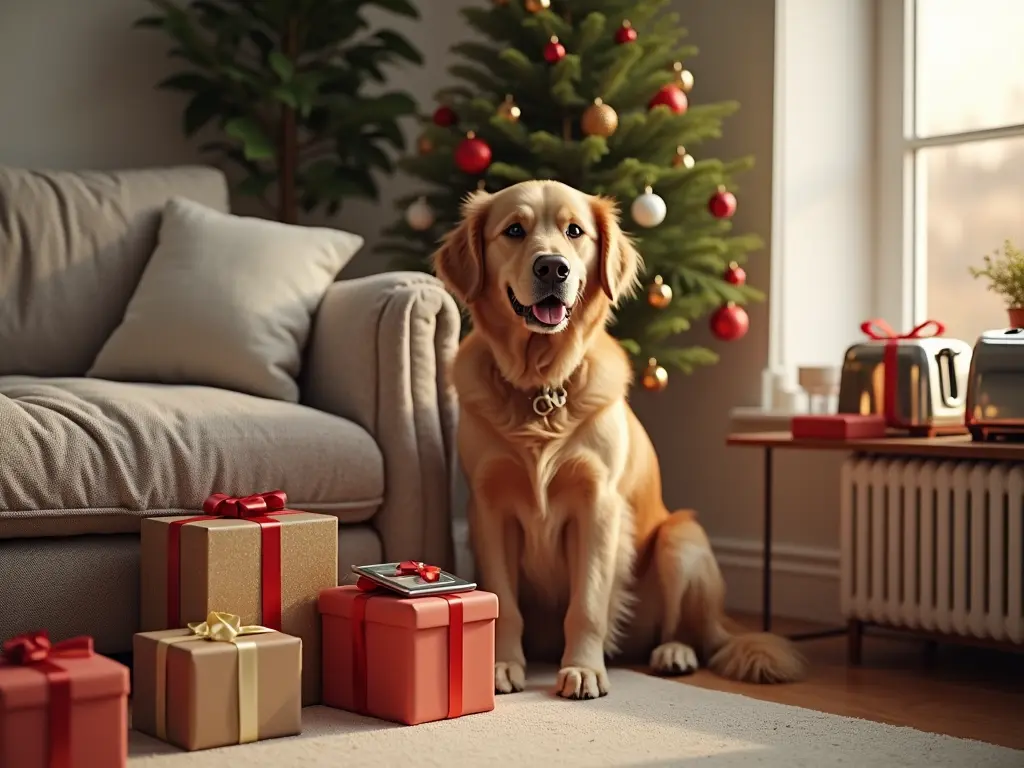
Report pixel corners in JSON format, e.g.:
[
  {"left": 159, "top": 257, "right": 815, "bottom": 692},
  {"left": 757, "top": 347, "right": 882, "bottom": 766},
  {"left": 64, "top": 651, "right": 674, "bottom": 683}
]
[{"left": 127, "top": 669, "right": 1022, "bottom": 767}]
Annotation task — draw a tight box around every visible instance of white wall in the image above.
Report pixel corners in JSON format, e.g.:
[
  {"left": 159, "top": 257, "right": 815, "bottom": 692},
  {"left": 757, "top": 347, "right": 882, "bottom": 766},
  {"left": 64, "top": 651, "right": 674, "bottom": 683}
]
[{"left": 0, "top": 0, "right": 879, "bottom": 624}]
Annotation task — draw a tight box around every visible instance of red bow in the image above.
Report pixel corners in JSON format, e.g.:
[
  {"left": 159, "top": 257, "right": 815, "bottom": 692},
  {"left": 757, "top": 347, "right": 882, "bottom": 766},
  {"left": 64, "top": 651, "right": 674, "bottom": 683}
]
[
  {"left": 395, "top": 560, "right": 442, "bottom": 583},
  {"left": 203, "top": 490, "right": 287, "bottom": 518},
  {"left": 860, "top": 318, "right": 945, "bottom": 341},
  {"left": 1, "top": 631, "right": 93, "bottom": 665}
]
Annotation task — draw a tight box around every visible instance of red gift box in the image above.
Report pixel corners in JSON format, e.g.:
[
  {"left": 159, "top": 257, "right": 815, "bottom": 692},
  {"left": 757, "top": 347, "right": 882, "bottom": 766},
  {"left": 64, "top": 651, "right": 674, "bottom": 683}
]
[
  {"left": 0, "top": 632, "right": 129, "bottom": 768},
  {"left": 791, "top": 414, "right": 887, "bottom": 440},
  {"left": 319, "top": 584, "right": 497, "bottom": 726},
  {"left": 859, "top": 318, "right": 945, "bottom": 428}
]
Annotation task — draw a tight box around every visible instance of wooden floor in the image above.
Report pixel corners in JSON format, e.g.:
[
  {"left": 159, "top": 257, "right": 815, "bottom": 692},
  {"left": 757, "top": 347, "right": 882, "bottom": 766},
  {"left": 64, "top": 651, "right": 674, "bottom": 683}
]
[{"left": 662, "top": 617, "right": 1024, "bottom": 751}]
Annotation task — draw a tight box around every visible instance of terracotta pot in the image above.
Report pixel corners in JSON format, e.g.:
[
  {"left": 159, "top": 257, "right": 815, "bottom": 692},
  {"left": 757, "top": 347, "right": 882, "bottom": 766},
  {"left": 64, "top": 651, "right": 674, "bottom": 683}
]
[{"left": 1010, "top": 307, "right": 1024, "bottom": 328}]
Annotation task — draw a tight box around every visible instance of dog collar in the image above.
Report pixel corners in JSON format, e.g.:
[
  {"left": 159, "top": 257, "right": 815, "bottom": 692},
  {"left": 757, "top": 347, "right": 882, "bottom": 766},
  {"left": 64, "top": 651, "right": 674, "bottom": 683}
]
[{"left": 531, "top": 385, "right": 567, "bottom": 417}]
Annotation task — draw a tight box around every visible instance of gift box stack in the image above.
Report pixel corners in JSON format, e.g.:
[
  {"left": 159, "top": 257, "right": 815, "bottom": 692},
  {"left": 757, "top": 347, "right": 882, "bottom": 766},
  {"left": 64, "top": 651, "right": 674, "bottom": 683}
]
[{"left": 0, "top": 488, "right": 498, "bottom": 764}]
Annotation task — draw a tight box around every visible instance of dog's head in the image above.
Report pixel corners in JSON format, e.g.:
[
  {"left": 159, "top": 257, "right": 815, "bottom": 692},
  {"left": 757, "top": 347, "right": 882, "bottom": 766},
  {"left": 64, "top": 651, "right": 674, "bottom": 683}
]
[{"left": 432, "top": 181, "right": 642, "bottom": 336}]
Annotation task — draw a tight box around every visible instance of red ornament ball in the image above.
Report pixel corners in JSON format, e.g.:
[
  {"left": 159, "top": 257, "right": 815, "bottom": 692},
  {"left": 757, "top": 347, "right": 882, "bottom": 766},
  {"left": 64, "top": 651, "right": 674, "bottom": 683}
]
[
  {"left": 544, "top": 36, "right": 566, "bottom": 64},
  {"left": 432, "top": 105, "right": 457, "bottom": 127},
  {"left": 615, "top": 21, "right": 638, "bottom": 44},
  {"left": 648, "top": 85, "right": 688, "bottom": 114},
  {"left": 454, "top": 132, "right": 492, "bottom": 175},
  {"left": 724, "top": 262, "right": 746, "bottom": 286},
  {"left": 710, "top": 302, "right": 749, "bottom": 342},
  {"left": 708, "top": 186, "right": 737, "bottom": 219}
]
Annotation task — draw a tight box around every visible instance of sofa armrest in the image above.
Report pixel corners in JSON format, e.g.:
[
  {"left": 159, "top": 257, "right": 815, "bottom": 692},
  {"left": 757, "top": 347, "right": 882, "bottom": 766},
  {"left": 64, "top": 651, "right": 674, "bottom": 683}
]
[{"left": 302, "top": 272, "right": 461, "bottom": 571}]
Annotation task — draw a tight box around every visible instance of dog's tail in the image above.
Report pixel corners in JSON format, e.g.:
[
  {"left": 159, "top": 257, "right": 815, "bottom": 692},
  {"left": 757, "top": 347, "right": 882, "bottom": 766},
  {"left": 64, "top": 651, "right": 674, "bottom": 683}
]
[
  {"left": 704, "top": 620, "right": 807, "bottom": 684},
  {"left": 657, "top": 511, "right": 807, "bottom": 684}
]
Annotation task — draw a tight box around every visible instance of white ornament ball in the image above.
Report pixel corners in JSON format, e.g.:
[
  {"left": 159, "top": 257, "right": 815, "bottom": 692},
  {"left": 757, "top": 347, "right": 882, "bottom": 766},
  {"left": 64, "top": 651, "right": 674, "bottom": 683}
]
[
  {"left": 405, "top": 197, "right": 435, "bottom": 231},
  {"left": 631, "top": 186, "right": 667, "bottom": 228}
]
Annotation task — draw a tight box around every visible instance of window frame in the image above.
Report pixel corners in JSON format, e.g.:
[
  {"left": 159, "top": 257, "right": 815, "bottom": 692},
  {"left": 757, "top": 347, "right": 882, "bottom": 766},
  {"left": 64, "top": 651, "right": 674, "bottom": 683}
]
[{"left": 875, "top": 0, "right": 1024, "bottom": 334}]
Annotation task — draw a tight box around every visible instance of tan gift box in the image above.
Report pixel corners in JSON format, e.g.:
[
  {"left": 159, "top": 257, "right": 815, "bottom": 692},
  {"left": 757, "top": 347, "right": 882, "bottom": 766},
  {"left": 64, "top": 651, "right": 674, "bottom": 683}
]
[
  {"left": 139, "top": 491, "right": 337, "bottom": 705},
  {"left": 133, "top": 613, "right": 301, "bottom": 751}
]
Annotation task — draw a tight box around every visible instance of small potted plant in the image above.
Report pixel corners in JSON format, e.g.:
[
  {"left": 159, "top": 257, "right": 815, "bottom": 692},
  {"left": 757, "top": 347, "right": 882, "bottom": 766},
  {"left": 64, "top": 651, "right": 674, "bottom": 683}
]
[{"left": 969, "top": 239, "right": 1024, "bottom": 328}]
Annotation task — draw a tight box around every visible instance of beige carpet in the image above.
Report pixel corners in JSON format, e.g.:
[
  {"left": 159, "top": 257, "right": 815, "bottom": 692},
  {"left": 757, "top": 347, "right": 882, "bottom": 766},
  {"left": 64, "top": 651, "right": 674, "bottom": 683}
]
[{"left": 127, "top": 669, "right": 1022, "bottom": 768}]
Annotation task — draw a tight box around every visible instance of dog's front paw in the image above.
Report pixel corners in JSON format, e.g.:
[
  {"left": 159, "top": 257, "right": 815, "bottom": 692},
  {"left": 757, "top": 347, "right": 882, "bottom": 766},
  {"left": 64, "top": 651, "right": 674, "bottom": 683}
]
[
  {"left": 555, "top": 665, "right": 609, "bottom": 699},
  {"left": 650, "top": 642, "right": 699, "bottom": 676},
  {"left": 494, "top": 661, "right": 526, "bottom": 694}
]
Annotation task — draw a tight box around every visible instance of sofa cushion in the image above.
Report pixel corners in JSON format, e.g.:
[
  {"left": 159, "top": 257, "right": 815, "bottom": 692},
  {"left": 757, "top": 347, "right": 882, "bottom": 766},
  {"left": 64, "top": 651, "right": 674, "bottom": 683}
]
[
  {"left": 88, "top": 197, "right": 364, "bottom": 403},
  {"left": 0, "top": 377, "right": 384, "bottom": 539},
  {"left": 0, "top": 166, "right": 230, "bottom": 377}
]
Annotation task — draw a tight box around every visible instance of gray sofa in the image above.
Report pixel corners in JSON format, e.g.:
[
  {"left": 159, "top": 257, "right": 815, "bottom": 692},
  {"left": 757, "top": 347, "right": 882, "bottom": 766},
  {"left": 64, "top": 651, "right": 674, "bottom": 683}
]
[{"left": 0, "top": 165, "right": 460, "bottom": 654}]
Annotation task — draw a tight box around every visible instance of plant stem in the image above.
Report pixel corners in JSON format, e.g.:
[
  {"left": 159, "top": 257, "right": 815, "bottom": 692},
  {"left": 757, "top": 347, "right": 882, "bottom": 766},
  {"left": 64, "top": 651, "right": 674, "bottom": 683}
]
[{"left": 278, "top": 17, "right": 299, "bottom": 224}]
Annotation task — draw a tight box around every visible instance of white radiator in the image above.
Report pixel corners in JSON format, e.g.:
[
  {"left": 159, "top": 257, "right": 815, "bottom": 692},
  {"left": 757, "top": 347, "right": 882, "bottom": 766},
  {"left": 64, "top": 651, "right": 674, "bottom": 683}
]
[{"left": 840, "top": 457, "right": 1024, "bottom": 644}]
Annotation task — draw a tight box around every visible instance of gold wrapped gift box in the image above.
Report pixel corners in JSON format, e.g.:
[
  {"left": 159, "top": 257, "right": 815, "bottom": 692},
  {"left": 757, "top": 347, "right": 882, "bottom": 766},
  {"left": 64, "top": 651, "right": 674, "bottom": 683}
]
[
  {"left": 140, "top": 492, "right": 337, "bottom": 705},
  {"left": 133, "top": 613, "right": 302, "bottom": 752}
]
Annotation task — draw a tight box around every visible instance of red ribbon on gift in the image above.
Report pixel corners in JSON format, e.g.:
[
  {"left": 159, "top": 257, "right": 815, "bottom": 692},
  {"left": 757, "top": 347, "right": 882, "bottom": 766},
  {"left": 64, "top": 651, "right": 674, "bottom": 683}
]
[
  {"left": 165, "top": 490, "right": 299, "bottom": 630},
  {"left": 859, "top": 318, "right": 945, "bottom": 427},
  {"left": 0, "top": 632, "right": 94, "bottom": 768},
  {"left": 395, "top": 560, "right": 442, "bottom": 583},
  {"left": 350, "top": 589, "right": 464, "bottom": 720}
]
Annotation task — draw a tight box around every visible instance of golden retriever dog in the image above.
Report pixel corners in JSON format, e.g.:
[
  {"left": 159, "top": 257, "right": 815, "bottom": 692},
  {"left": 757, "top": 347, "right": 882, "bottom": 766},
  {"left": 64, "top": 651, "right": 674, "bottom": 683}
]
[{"left": 432, "top": 180, "right": 806, "bottom": 699}]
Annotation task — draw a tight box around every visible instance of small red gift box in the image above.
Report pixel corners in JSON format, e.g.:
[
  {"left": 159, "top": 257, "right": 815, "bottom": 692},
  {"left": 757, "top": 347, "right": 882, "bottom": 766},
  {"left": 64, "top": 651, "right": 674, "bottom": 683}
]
[
  {"left": 791, "top": 414, "right": 887, "bottom": 440},
  {"left": 0, "top": 632, "right": 129, "bottom": 768},
  {"left": 319, "top": 585, "right": 497, "bottom": 725}
]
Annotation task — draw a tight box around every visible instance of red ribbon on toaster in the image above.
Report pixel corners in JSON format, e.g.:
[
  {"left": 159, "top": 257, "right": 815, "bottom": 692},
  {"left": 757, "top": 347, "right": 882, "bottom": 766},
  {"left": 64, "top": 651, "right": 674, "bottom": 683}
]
[
  {"left": 860, "top": 318, "right": 946, "bottom": 426},
  {"left": 1, "top": 632, "right": 94, "bottom": 768},
  {"left": 349, "top": 587, "right": 465, "bottom": 720},
  {"left": 166, "top": 490, "right": 300, "bottom": 630}
]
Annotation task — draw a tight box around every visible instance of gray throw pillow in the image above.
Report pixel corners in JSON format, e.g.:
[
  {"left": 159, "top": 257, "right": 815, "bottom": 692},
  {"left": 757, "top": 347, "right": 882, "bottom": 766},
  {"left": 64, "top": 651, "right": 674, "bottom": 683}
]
[{"left": 88, "top": 197, "right": 363, "bottom": 402}]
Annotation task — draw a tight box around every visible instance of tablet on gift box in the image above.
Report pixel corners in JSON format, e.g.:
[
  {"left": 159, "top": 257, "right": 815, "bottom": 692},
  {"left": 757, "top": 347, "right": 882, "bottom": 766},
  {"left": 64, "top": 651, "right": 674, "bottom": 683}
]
[{"left": 351, "top": 562, "right": 477, "bottom": 597}]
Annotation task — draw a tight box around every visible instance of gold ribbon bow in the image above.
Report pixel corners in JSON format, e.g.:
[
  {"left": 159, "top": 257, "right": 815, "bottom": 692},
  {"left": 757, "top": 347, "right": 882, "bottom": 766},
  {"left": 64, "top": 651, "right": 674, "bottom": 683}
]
[{"left": 155, "top": 611, "right": 273, "bottom": 744}]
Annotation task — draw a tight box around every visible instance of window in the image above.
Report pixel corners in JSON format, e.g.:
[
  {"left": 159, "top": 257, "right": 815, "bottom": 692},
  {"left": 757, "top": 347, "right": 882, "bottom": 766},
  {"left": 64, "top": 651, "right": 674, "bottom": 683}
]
[{"left": 877, "top": 0, "right": 1024, "bottom": 343}]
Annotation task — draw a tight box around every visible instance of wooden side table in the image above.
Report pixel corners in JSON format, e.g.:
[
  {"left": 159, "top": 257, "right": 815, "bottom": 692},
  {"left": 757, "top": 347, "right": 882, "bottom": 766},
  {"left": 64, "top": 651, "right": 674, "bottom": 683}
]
[{"left": 725, "top": 431, "right": 1023, "bottom": 659}]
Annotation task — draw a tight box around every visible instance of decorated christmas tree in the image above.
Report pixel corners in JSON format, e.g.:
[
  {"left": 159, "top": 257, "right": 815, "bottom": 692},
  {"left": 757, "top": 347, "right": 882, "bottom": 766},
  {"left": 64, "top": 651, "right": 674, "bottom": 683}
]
[{"left": 379, "top": 0, "right": 763, "bottom": 390}]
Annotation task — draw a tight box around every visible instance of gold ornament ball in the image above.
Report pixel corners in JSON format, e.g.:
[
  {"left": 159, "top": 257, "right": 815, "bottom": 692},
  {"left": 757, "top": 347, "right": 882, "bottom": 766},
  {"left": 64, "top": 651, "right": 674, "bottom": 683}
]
[
  {"left": 647, "top": 275, "right": 673, "bottom": 309},
  {"left": 417, "top": 136, "right": 434, "bottom": 155},
  {"left": 525, "top": 0, "right": 550, "bottom": 11},
  {"left": 642, "top": 358, "right": 669, "bottom": 392},
  {"left": 581, "top": 98, "right": 618, "bottom": 138},
  {"left": 673, "top": 62, "right": 695, "bottom": 93},
  {"left": 498, "top": 94, "right": 521, "bottom": 122},
  {"left": 673, "top": 145, "right": 695, "bottom": 169}
]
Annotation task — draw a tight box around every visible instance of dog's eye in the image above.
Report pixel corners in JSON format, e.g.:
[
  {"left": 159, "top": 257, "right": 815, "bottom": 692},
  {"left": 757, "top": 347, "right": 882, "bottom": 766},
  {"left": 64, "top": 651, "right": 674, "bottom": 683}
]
[
  {"left": 566, "top": 223, "right": 584, "bottom": 239},
  {"left": 503, "top": 223, "right": 526, "bottom": 238}
]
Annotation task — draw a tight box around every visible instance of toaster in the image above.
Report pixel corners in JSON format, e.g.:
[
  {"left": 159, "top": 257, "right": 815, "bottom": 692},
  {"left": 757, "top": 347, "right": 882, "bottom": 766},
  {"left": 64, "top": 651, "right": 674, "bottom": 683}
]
[
  {"left": 965, "top": 327, "right": 1024, "bottom": 441},
  {"left": 837, "top": 335, "right": 973, "bottom": 430}
]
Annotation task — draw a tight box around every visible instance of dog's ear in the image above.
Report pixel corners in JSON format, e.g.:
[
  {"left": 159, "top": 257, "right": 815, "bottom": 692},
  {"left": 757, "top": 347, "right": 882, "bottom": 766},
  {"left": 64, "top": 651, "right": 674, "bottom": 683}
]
[
  {"left": 591, "top": 195, "right": 643, "bottom": 305},
  {"left": 432, "top": 190, "right": 492, "bottom": 305}
]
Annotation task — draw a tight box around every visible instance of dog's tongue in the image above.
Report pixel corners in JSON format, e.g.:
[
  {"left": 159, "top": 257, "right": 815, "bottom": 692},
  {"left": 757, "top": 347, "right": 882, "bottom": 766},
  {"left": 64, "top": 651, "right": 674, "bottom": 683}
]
[{"left": 532, "top": 302, "right": 566, "bottom": 326}]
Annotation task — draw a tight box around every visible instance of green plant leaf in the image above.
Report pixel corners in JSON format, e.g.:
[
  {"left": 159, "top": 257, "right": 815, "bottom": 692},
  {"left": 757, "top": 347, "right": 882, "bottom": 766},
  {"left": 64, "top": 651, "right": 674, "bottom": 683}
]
[
  {"left": 618, "top": 339, "right": 642, "bottom": 356},
  {"left": 157, "top": 72, "right": 213, "bottom": 92},
  {"left": 487, "top": 162, "right": 533, "bottom": 183},
  {"left": 235, "top": 174, "right": 274, "bottom": 199},
  {"left": 647, "top": 315, "right": 692, "bottom": 340},
  {"left": 183, "top": 90, "right": 222, "bottom": 136},
  {"left": 133, "top": 15, "right": 165, "bottom": 29},
  {"left": 271, "top": 86, "right": 299, "bottom": 108},
  {"left": 224, "top": 117, "right": 275, "bottom": 160},
  {"left": 268, "top": 51, "right": 294, "bottom": 82},
  {"left": 366, "top": 0, "right": 419, "bottom": 18},
  {"left": 373, "top": 29, "right": 423, "bottom": 64}
]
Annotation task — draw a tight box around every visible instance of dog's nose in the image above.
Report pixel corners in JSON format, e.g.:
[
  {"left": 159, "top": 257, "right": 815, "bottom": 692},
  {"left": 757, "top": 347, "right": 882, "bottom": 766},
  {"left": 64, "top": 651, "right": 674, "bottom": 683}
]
[{"left": 533, "top": 254, "right": 571, "bottom": 283}]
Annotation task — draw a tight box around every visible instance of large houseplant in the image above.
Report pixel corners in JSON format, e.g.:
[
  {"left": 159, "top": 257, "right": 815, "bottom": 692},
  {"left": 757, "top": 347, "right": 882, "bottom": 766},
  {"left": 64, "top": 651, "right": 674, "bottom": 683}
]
[
  {"left": 136, "top": 0, "right": 423, "bottom": 224},
  {"left": 970, "top": 239, "right": 1024, "bottom": 328}
]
